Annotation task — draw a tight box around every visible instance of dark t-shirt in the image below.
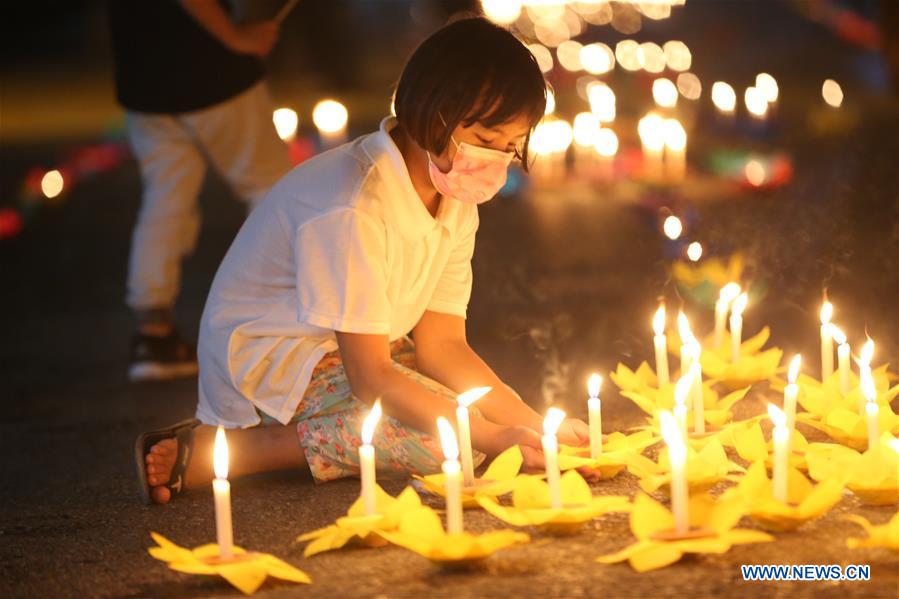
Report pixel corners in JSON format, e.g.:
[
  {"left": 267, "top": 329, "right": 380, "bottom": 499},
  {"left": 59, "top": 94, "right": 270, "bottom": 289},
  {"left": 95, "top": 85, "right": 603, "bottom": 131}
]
[{"left": 108, "top": 1, "right": 264, "bottom": 114}]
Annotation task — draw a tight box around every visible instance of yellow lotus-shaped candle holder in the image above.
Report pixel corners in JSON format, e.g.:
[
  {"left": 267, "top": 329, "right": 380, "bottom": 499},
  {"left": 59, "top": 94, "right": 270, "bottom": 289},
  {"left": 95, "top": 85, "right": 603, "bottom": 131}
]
[
  {"left": 721, "top": 462, "right": 843, "bottom": 532},
  {"left": 148, "top": 533, "right": 311, "bottom": 595},
  {"left": 377, "top": 505, "right": 529, "bottom": 567},
  {"left": 558, "top": 430, "right": 660, "bottom": 478},
  {"left": 413, "top": 446, "right": 524, "bottom": 507},
  {"left": 672, "top": 253, "right": 743, "bottom": 291},
  {"left": 797, "top": 405, "right": 899, "bottom": 451},
  {"left": 618, "top": 376, "right": 751, "bottom": 430},
  {"left": 806, "top": 438, "right": 898, "bottom": 505},
  {"left": 728, "top": 420, "right": 809, "bottom": 471},
  {"left": 628, "top": 438, "right": 744, "bottom": 495},
  {"left": 844, "top": 512, "right": 899, "bottom": 552},
  {"left": 701, "top": 330, "right": 782, "bottom": 390},
  {"left": 477, "top": 470, "right": 631, "bottom": 535},
  {"left": 297, "top": 485, "right": 421, "bottom": 557},
  {"left": 610, "top": 361, "right": 661, "bottom": 395},
  {"left": 595, "top": 492, "right": 772, "bottom": 572},
  {"left": 773, "top": 366, "right": 899, "bottom": 417}
]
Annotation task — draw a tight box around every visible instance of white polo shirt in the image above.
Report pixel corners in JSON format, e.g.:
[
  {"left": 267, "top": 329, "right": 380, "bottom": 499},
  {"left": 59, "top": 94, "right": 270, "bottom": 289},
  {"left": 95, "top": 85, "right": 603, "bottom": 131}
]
[{"left": 196, "top": 116, "right": 479, "bottom": 427}]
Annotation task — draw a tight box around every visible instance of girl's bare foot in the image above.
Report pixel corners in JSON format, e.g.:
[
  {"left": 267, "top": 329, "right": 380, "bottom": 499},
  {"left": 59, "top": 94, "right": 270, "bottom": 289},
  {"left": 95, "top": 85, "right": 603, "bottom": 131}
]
[{"left": 145, "top": 425, "right": 215, "bottom": 504}]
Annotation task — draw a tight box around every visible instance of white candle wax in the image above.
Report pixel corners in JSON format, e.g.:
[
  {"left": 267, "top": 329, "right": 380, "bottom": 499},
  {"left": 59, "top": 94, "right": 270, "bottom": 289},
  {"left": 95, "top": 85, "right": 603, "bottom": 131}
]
[
  {"left": 729, "top": 313, "right": 742, "bottom": 363},
  {"left": 690, "top": 363, "right": 704, "bottom": 434},
  {"left": 858, "top": 366, "right": 871, "bottom": 415},
  {"left": 821, "top": 324, "right": 834, "bottom": 380},
  {"left": 359, "top": 444, "right": 377, "bottom": 516},
  {"left": 838, "top": 343, "right": 851, "bottom": 395},
  {"left": 456, "top": 405, "right": 474, "bottom": 486},
  {"left": 784, "top": 384, "right": 799, "bottom": 432},
  {"left": 680, "top": 346, "right": 692, "bottom": 378},
  {"left": 588, "top": 397, "right": 602, "bottom": 459},
  {"left": 865, "top": 402, "right": 879, "bottom": 451},
  {"left": 212, "top": 478, "right": 233, "bottom": 559},
  {"left": 443, "top": 459, "right": 463, "bottom": 533},
  {"left": 542, "top": 434, "right": 563, "bottom": 508},
  {"left": 772, "top": 425, "right": 789, "bottom": 503},
  {"left": 654, "top": 335, "right": 670, "bottom": 387},
  {"left": 660, "top": 412, "right": 688, "bottom": 534},
  {"left": 713, "top": 300, "right": 728, "bottom": 349}
]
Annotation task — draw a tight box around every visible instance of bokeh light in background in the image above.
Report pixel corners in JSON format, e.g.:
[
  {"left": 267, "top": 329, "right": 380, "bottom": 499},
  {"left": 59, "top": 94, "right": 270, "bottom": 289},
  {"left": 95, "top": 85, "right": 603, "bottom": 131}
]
[
  {"left": 311, "top": 99, "right": 348, "bottom": 133},
  {"left": 662, "top": 214, "right": 683, "bottom": 240},
  {"left": 686, "top": 241, "right": 703, "bottom": 262},
  {"left": 527, "top": 43, "right": 554, "bottom": 73},
  {"left": 744, "top": 159, "right": 768, "bottom": 187},
  {"left": 41, "top": 169, "right": 64, "bottom": 199},
  {"left": 822, "top": 79, "right": 844, "bottom": 107},
  {"left": 595, "top": 127, "right": 618, "bottom": 157},
  {"left": 587, "top": 82, "right": 616, "bottom": 122},
  {"left": 663, "top": 40, "right": 692, "bottom": 71},
  {"left": 580, "top": 42, "right": 615, "bottom": 74},
  {"left": 744, "top": 86, "right": 769, "bottom": 118},
  {"left": 652, "top": 78, "right": 678, "bottom": 108},
  {"left": 712, "top": 81, "right": 737, "bottom": 113},
  {"left": 676, "top": 72, "right": 702, "bottom": 99},
  {"left": 755, "top": 73, "right": 779, "bottom": 103},
  {"left": 272, "top": 108, "right": 299, "bottom": 141}
]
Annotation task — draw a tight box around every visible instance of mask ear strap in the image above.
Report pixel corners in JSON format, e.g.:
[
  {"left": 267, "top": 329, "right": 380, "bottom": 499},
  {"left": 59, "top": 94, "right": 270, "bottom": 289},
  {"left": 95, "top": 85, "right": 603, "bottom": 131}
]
[{"left": 437, "top": 112, "right": 459, "bottom": 152}]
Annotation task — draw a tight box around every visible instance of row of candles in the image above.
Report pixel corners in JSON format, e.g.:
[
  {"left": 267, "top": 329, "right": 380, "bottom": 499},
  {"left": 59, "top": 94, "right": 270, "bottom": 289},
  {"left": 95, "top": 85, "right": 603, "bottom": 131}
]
[{"left": 207, "top": 286, "right": 884, "bottom": 554}]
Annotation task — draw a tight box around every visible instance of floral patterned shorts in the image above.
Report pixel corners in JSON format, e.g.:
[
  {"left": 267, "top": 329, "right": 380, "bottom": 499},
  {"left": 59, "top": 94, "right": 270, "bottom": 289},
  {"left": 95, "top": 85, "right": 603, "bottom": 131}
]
[{"left": 260, "top": 336, "right": 485, "bottom": 483}]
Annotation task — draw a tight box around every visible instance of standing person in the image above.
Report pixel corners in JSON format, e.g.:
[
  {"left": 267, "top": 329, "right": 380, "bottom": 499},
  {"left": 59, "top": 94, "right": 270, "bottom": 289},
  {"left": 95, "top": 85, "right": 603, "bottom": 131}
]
[
  {"left": 136, "top": 17, "right": 593, "bottom": 505},
  {"left": 109, "top": 0, "right": 291, "bottom": 381}
]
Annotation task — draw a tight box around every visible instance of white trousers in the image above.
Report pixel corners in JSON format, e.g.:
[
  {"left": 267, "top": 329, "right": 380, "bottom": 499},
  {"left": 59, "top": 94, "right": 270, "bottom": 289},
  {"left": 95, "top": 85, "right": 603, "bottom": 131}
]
[{"left": 125, "top": 81, "right": 290, "bottom": 311}]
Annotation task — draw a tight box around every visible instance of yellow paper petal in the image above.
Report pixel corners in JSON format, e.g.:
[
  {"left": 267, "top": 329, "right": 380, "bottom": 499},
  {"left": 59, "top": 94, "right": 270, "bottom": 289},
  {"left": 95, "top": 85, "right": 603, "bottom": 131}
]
[
  {"left": 560, "top": 469, "right": 593, "bottom": 505},
  {"left": 631, "top": 493, "right": 674, "bottom": 540},
  {"left": 628, "top": 542, "right": 685, "bottom": 572},
  {"left": 260, "top": 555, "right": 312, "bottom": 584},
  {"left": 798, "top": 479, "right": 843, "bottom": 518},
  {"left": 512, "top": 475, "right": 552, "bottom": 510},
  {"left": 482, "top": 445, "right": 523, "bottom": 481},
  {"left": 217, "top": 561, "right": 269, "bottom": 595}
]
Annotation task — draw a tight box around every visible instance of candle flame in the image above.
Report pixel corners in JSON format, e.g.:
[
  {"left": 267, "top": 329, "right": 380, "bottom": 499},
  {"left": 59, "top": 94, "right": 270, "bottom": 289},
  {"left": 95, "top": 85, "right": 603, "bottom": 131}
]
[
  {"left": 859, "top": 338, "right": 874, "bottom": 367},
  {"left": 860, "top": 368, "right": 877, "bottom": 403},
  {"left": 587, "top": 374, "right": 602, "bottom": 398},
  {"left": 637, "top": 112, "right": 666, "bottom": 151},
  {"left": 787, "top": 354, "right": 801, "bottom": 384},
  {"left": 731, "top": 293, "right": 748, "bottom": 317},
  {"left": 755, "top": 73, "right": 779, "bottom": 103},
  {"left": 819, "top": 301, "right": 833, "bottom": 325},
  {"left": 822, "top": 79, "right": 843, "bottom": 108},
  {"left": 361, "top": 399, "right": 383, "bottom": 445},
  {"left": 767, "top": 404, "right": 786, "bottom": 429},
  {"left": 652, "top": 304, "right": 666, "bottom": 336},
  {"left": 436, "top": 416, "right": 459, "bottom": 461},
  {"left": 829, "top": 324, "right": 847, "bottom": 346},
  {"left": 652, "top": 77, "right": 678, "bottom": 108},
  {"left": 744, "top": 86, "right": 768, "bottom": 117},
  {"left": 594, "top": 127, "right": 619, "bottom": 157},
  {"left": 41, "top": 170, "right": 64, "bottom": 199},
  {"left": 458, "top": 386, "right": 491, "bottom": 408},
  {"left": 543, "top": 407, "right": 566, "bottom": 437},
  {"left": 889, "top": 438, "right": 899, "bottom": 455},
  {"left": 674, "top": 373, "right": 691, "bottom": 407},
  {"left": 659, "top": 410, "right": 685, "bottom": 451},
  {"left": 213, "top": 425, "right": 229, "bottom": 480},
  {"left": 663, "top": 118, "right": 686, "bottom": 151},
  {"left": 677, "top": 311, "right": 694, "bottom": 344},
  {"left": 719, "top": 282, "right": 741, "bottom": 305}
]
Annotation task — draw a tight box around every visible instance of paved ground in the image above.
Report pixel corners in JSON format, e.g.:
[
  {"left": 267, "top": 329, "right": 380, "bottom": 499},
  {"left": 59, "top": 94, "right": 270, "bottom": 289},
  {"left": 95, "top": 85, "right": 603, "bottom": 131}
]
[{"left": 1, "top": 2, "right": 898, "bottom": 598}]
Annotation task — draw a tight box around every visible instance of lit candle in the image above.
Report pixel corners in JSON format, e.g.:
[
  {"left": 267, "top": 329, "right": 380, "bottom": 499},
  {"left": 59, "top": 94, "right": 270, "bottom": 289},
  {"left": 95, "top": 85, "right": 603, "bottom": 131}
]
[
  {"left": 456, "top": 387, "right": 491, "bottom": 486},
  {"left": 783, "top": 355, "right": 801, "bottom": 432},
  {"left": 542, "top": 407, "right": 566, "bottom": 509},
  {"left": 729, "top": 293, "right": 748, "bottom": 363},
  {"left": 587, "top": 374, "right": 603, "bottom": 459},
  {"left": 663, "top": 118, "right": 687, "bottom": 184},
  {"left": 768, "top": 404, "right": 789, "bottom": 503},
  {"left": 820, "top": 299, "right": 834, "bottom": 380},
  {"left": 312, "top": 99, "right": 348, "bottom": 148},
  {"left": 573, "top": 112, "right": 600, "bottom": 178},
  {"left": 711, "top": 81, "right": 736, "bottom": 117},
  {"left": 653, "top": 304, "right": 670, "bottom": 386},
  {"left": 359, "top": 400, "right": 382, "bottom": 516},
  {"left": 594, "top": 128, "right": 618, "bottom": 182},
  {"left": 677, "top": 311, "right": 695, "bottom": 375},
  {"left": 659, "top": 411, "right": 688, "bottom": 534},
  {"left": 830, "top": 326, "right": 851, "bottom": 395},
  {"left": 714, "top": 283, "right": 741, "bottom": 349},
  {"left": 860, "top": 367, "right": 879, "bottom": 451},
  {"left": 673, "top": 373, "right": 691, "bottom": 438},
  {"left": 212, "top": 426, "right": 234, "bottom": 559},
  {"left": 272, "top": 107, "right": 299, "bottom": 143},
  {"left": 638, "top": 113, "right": 665, "bottom": 183},
  {"left": 436, "top": 417, "right": 463, "bottom": 534},
  {"left": 744, "top": 86, "right": 769, "bottom": 120},
  {"left": 858, "top": 338, "right": 875, "bottom": 414},
  {"left": 688, "top": 353, "right": 704, "bottom": 434}
]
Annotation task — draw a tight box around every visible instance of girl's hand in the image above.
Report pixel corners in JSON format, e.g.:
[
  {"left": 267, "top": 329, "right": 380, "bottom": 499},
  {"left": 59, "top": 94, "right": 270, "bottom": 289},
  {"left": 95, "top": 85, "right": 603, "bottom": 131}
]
[{"left": 556, "top": 418, "right": 590, "bottom": 447}]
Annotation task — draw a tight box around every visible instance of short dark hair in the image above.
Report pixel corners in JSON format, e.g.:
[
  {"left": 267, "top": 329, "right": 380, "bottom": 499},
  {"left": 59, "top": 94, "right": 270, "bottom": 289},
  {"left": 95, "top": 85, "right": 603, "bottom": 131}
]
[{"left": 393, "top": 17, "right": 547, "bottom": 171}]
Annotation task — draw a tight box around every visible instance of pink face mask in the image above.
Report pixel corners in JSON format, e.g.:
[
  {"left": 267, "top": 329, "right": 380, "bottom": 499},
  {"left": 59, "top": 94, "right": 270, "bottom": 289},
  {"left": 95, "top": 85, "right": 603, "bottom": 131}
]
[{"left": 427, "top": 133, "right": 515, "bottom": 205}]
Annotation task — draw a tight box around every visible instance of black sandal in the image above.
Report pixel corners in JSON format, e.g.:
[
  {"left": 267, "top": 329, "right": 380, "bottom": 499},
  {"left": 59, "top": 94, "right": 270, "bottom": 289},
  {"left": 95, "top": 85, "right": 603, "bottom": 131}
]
[{"left": 134, "top": 418, "right": 200, "bottom": 505}]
